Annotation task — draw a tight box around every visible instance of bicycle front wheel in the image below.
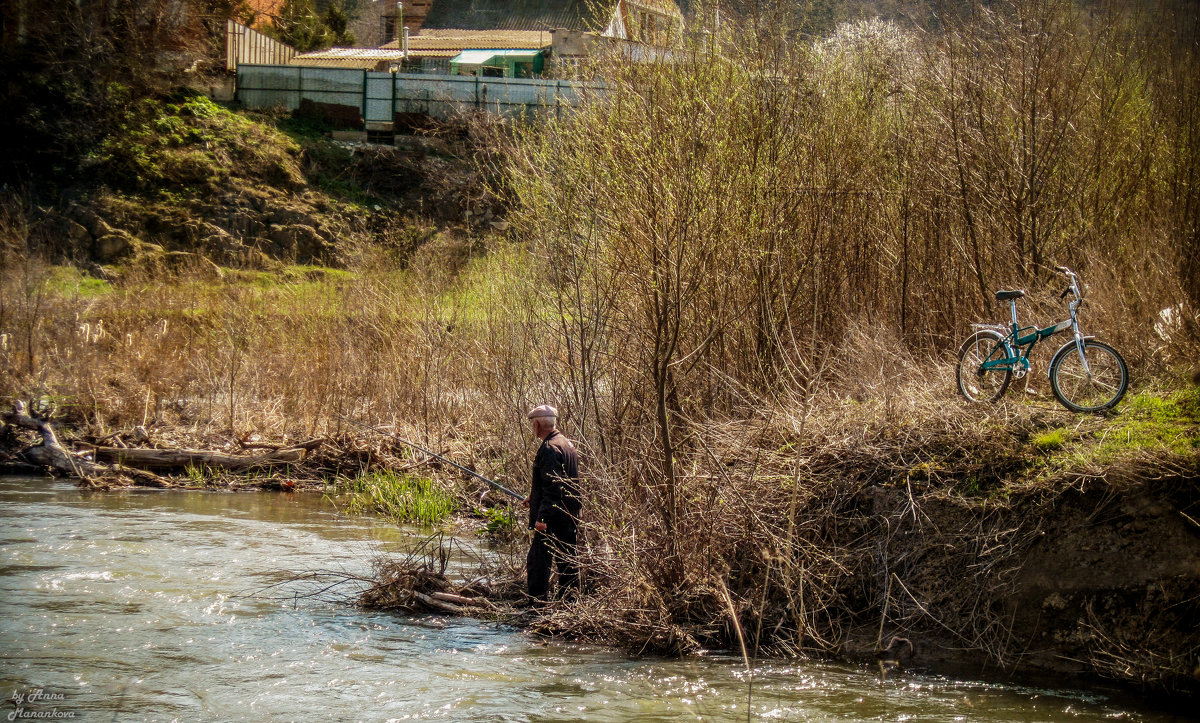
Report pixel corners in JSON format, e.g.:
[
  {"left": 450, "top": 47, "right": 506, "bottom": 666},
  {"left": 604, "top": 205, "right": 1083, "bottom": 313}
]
[
  {"left": 1049, "top": 340, "right": 1128, "bottom": 413},
  {"left": 956, "top": 330, "right": 1012, "bottom": 403}
]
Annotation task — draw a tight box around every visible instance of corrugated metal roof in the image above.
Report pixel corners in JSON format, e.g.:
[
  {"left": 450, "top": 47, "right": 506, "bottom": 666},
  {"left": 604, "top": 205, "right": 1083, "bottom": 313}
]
[
  {"left": 285, "top": 58, "right": 382, "bottom": 68},
  {"left": 405, "top": 49, "right": 461, "bottom": 58},
  {"left": 291, "top": 47, "right": 409, "bottom": 61},
  {"left": 421, "top": 0, "right": 609, "bottom": 32},
  {"left": 383, "top": 29, "right": 551, "bottom": 51}
]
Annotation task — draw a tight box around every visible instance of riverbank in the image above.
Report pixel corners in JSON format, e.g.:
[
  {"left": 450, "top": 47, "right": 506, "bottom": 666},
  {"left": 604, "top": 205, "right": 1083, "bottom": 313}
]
[
  {"left": 3, "top": 379, "right": 1197, "bottom": 700},
  {"left": 5, "top": 475, "right": 1187, "bottom": 721}
]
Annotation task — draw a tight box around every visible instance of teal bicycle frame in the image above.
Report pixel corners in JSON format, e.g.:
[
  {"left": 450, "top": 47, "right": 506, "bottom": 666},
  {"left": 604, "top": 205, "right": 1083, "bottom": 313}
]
[{"left": 972, "top": 268, "right": 1090, "bottom": 379}]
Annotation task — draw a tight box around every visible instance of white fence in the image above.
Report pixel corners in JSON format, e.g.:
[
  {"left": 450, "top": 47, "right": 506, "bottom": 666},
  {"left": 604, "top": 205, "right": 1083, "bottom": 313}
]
[
  {"left": 236, "top": 64, "right": 604, "bottom": 124},
  {"left": 226, "top": 21, "right": 296, "bottom": 72}
]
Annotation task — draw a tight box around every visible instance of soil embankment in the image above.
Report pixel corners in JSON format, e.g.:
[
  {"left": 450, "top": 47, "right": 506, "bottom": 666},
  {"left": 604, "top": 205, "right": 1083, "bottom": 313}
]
[
  {"left": 23, "top": 93, "right": 504, "bottom": 276},
  {"left": 836, "top": 468, "right": 1200, "bottom": 691}
]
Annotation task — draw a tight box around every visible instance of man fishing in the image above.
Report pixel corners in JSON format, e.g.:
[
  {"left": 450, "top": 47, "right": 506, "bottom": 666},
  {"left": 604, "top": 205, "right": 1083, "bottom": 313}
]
[{"left": 522, "top": 404, "right": 581, "bottom": 602}]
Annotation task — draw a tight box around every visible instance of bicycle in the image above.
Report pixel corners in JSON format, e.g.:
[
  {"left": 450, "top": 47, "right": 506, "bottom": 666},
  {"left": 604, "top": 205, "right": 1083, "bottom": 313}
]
[{"left": 955, "top": 266, "right": 1128, "bottom": 413}]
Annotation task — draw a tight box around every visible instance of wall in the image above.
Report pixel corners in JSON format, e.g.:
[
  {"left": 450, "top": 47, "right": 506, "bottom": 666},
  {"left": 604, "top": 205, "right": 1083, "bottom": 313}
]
[{"left": 236, "top": 64, "right": 604, "bottom": 125}]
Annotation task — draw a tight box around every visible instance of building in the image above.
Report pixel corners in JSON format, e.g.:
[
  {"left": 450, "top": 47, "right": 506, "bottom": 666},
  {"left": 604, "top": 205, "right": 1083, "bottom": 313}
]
[
  {"left": 385, "top": 28, "right": 553, "bottom": 75},
  {"left": 349, "top": 0, "right": 433, "bottom": 47},
  {"left": 382, "top": 0, "right": 684, "bottom": 76}
]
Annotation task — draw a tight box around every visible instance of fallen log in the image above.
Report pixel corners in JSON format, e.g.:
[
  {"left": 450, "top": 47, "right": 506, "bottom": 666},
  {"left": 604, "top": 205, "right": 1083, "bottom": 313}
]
[
  {"left": 430, "top": 591, "right": 485, "bottom": 607},
  {"left": 2, "top": 402, "right": 168, "bottom": 486},
  {"left": 238, "top": 437, "right": 326, "bottom": 452},
  {"left": 414, "top": 591, "right": 462, "bottom": 614},
  {"left": 93, "top": 446, "right": 307, "bottom": 471}
]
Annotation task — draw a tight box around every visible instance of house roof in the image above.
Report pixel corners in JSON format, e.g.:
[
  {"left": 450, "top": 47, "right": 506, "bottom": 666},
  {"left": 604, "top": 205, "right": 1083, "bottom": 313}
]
[
  {"left": 292, "top": 48, "right": 409, "bottom": 60},
  {"left": 288, "top": 47, "right": 408, "bottom": 68},
  {"left": 384, "top": 29, "right": 550, "bottom": 49},
  {"left": 382, "top": 29, "right": 552, "bottom": 58},
  {"left": 420, "top": 0, "right": 608, "bottom": 32}
]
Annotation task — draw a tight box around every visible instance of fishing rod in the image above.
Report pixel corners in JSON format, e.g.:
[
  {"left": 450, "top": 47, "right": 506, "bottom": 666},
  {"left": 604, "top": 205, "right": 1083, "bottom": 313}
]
[{"left": 335, "top": 414, "right": 525, "bottom": 501}]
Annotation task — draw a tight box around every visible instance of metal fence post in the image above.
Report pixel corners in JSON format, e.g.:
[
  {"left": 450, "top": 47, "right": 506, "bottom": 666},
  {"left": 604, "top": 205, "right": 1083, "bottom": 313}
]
[{"left": 361, "top": 70, "right": 368, "bottom": 121}]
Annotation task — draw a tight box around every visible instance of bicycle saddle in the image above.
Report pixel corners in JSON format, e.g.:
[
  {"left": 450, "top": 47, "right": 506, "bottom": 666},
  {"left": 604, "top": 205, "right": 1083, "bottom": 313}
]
[{"left": 995, "top": 290, "right": 1025, "bottom": 301}]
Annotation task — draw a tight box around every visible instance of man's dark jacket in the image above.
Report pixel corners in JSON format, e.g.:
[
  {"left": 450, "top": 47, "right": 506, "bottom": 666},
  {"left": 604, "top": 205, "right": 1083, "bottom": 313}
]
[{"left": 529, "top": 430, "right": 581, "bottom": 530}]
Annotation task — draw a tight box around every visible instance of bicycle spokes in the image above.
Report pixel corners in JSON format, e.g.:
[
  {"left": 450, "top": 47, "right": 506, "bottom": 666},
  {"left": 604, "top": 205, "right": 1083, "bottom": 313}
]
[{"left": 1050, "top": 342, "right": 1128, "bottom": 413}]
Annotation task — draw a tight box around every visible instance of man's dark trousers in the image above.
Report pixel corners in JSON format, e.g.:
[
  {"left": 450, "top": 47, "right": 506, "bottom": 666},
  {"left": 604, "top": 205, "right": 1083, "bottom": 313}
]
[{"left": 527, "top": 519, "right": 578, "bottom": 600}]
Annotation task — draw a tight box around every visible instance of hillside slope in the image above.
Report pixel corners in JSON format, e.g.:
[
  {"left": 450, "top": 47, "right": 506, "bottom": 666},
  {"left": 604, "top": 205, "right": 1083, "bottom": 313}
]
[{"left": 25, "top": 93, "right": 503, "bottom": 275}]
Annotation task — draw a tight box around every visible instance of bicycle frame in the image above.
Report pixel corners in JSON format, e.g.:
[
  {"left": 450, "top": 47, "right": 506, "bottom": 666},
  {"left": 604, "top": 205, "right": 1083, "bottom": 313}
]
[{"left": 973, "top": 269, "right": 1092, "bottom": 379}]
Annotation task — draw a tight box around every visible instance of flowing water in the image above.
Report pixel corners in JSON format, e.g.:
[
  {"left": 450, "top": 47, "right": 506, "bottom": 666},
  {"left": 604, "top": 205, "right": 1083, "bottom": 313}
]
[{"left": 0, "top": 477, "right": 1182, "bottom": 722}]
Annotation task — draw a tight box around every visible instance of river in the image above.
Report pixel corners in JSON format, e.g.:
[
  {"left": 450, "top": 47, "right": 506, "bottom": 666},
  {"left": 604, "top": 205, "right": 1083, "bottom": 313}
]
[{"left": 0, "top": 477, "right": 1183, "bottom": 721}]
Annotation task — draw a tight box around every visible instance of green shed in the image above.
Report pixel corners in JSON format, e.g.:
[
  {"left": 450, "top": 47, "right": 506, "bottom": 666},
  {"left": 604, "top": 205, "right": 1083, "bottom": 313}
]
[{"left": 449, "top": 49, "right": 545, "bottom": 78}]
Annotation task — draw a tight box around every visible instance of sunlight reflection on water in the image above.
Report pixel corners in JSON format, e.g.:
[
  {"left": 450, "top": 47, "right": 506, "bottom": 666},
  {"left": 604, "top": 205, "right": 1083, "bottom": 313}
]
[{"left": 0, "top": 477, "right": 1179, "bottom": 722}]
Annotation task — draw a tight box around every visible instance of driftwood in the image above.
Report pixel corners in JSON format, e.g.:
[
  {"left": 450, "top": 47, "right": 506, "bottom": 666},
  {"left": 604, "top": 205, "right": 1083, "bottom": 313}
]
[
  {"left": 93, "top": 445, "right": 309, "bottom": 471},
  {"left": 430, "top": 591, "right": 487, "bottom": 607},
  {"left": 361, "top": 553, "right": 519, "bottom": 615},
  {"left": 1, "top": 402, "right": 316, "bottom": 484},
  {"left": 237, "top": 437, "right": 326, "bottom": 452},
  {"left": 413, "top": 591, "right": 463, "bottom": 613},
  {"left": 1, "top": 402, "right": 168, "bottom": 486}
]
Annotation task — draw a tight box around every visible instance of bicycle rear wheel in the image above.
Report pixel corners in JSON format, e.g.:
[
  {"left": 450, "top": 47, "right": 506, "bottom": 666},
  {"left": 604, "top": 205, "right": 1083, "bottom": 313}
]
[
  {"left": 1049, "top": 340, "right": 1128, "bottom": 413},
  {"left": 956, "top": 330, "right": 1012, "bottom": 403}
]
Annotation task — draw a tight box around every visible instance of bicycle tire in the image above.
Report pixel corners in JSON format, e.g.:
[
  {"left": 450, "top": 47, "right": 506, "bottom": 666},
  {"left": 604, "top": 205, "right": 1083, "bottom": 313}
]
[
  {"left": 956, "top": 329, "right": 1012, "bottom": 403},
  {"left": 1049, "top": 340, "right": 1128, "bottom": 413}
]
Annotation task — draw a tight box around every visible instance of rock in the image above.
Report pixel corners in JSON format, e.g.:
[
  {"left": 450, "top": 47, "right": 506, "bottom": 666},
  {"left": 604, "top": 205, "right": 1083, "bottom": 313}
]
[
  {"left": 87, "top": 264, "right": 117, "bottom": 282},
  {"left": 267, "top": 224, "right": 327, "bottom": 260},
  {"left": 234, "top": 245, "right": 276, "bottom": 269},
  {"left": 161, "top": 251, "right": 225, "bottom": 280},
  {"left": 226, "top": 210, "right": 265, "bottom": 238},
  {"left": 67, "top": 220, "right": 91, "bottom": 245},
  {"left": 73, "top": 209, "right": 113, "bottom": 237},
  {"left": 268, "top": 207, "right": 321, "bottom": 228},
  {"left": 94, "top": 232, "right": 134, "bottom": 261},
  {"left": 182, "top": 220, "right": 230, "bottom": 245}
]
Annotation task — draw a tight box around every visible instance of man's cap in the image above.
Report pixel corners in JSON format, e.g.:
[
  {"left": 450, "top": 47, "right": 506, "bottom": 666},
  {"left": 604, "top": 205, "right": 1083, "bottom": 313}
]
[{"left": 527, "top": 404, "right": 558, "bottom": 420}]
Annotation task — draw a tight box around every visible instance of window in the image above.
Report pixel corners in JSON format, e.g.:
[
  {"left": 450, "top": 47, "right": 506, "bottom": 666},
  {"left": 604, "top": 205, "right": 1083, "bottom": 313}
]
[{"left": 381, "top": 15, "right": 397, "bottom": 44}]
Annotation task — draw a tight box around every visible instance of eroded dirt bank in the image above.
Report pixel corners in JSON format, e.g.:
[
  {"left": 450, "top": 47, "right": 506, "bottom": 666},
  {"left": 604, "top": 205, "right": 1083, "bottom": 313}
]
[{"left": 834, "top": 468, "right": 1200, "bottom": 695}]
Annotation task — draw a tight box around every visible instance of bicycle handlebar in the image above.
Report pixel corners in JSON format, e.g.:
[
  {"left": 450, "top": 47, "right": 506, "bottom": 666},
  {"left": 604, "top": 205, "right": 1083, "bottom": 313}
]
[{"left": 1054, "top": 265, "right": 1073, "bottom": 275}]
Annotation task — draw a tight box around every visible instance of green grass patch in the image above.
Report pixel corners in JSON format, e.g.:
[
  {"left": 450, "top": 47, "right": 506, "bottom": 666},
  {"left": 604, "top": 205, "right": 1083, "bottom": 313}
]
[
  {"left": 1033, "top": 427, "right": 1070, "bottom": 452},
  {"left": 334, "top": 471, "right": 457, "bottom": 525},
  {"left": 480, "top": 505, "right": 517, "bottom": 536},
  {"left": 43, "top": 266, "right": 113, "bottom": 298},
  {"left": 1042, "top": 387, "right": 1200, "bottom": 468},
  {"left": 1089, "top": 388, "right": 1200, "bottom": 458},
  {"left": 182, "top": 464, "right": 224, "bottom": 488}
]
